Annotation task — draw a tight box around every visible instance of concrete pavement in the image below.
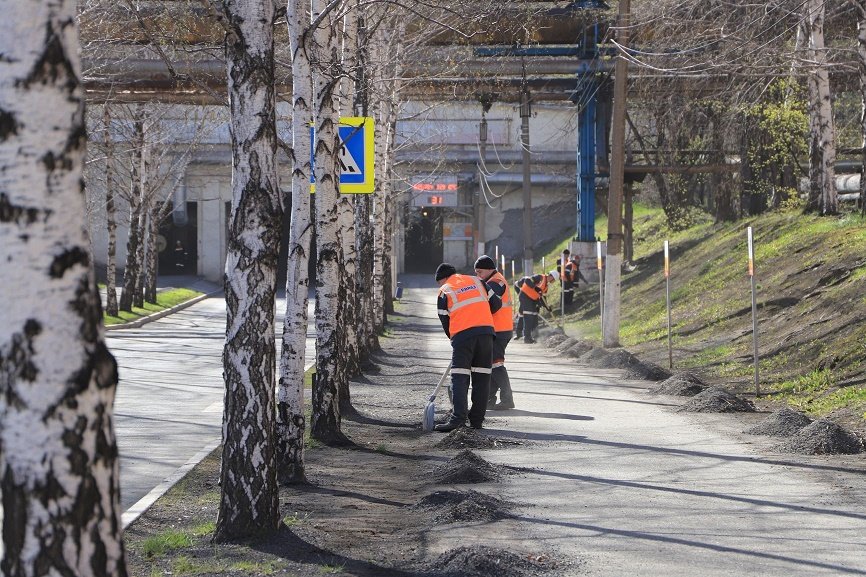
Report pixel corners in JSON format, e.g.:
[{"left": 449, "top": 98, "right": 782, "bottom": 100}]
[{"left": 397, "top": 283, "right": 866, "bottom": 576}]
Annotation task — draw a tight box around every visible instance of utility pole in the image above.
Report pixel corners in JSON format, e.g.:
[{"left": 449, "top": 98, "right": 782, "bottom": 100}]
[
  {"left": 603, "top": 0, "right": 630, "bottom": 348},
  {"left": 520, "top": 88, "right": 533, "bottom": 275},
  {"left": 475, "top": 108, "right": 489, "bottom": 258}
]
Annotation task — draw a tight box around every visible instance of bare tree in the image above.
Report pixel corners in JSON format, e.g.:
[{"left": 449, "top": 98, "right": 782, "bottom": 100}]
[
  {"left": 0, "top": 0, "right": 127, "bottom": 574},
  {"left": 214, "top": 0, "right": 281, "bottom": 541},
  {"left": 277, "top": 0, "right": 314, "bottom": 484}
]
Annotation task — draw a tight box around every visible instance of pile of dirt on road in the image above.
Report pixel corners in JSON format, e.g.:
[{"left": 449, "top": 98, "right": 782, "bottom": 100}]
[
  {"left": 436, "top": 428, "right": 498, "bottom": 449},
  {"left": 745, "top": 408, "right": 812, "bottom": 437},
  {"left": 413, "top": 490, "right": 512, "bottom": 523},
  {"left": 775, "top": 419, "right": 864, "bottom": 455},
  {"left": 580, "top": 348, "right": 671, "bottom": 382},
  {"left": 545, "top": 333, "right": 570, "bottom": 348},
  {"left": 564, "top": 341, "right": 594, "bottom": 358},
  {"left": 649, "top": 372, "right": 708, "bottom": 396},
  {"left": 430, "top": 450, "right": 504, "bottom": 484},
  {"left": 677, "top": 386, "right": 756, "bottom": 413},
  {"left": 538, "top": 327, "right": 565, "bottom": 340},
  {"left": 425, "top": 545, "right": 555, "bottom": 577}
]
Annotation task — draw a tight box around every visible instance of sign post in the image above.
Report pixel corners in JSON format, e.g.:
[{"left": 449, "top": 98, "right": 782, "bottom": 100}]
[
  {"left": 748, "top": 226, "right": 760, "bottom": 397},
  {"left": 310, "top": 116, "right": 375, "bottom": 193},
  {"left": 664, "top": 240, "right": 672, "bottom": 369}
]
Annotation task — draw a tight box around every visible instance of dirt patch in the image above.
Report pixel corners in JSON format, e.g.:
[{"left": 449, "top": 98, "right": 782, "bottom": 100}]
[
  {"left": 564, "top": 342, "right": 593, "bottom": 358},
  {"left": 413, "top": 490, "right": 512, "bottom": 523},
  {"left": 649, "top": 372, "right": 708, "bottom": 396},
  {"left": 544, "top": 333, "right": 570, "bottom": 348},
  {"left": 775, "top": 419, "right": 864, "bottom": 455},
  {"left": 745, "top": 408, "right": 812, "bottom": 437},
  {"left": 425, "top": 545, "right": 556, "bottom": 577},
  {"left": 430, "top": 450, "right": 505, "bottom": 484},
  {"left": 625, "top": 361, "right": 671, "bottom": 382},
  {"left": 677, "top": 386, "right": 756, "bottom": 413},
  {"left": 578, "top": 347, "right": 610, "bottom": 365},
  {"left": 435, "top": 428, "right": 529, "bottom": 450}
]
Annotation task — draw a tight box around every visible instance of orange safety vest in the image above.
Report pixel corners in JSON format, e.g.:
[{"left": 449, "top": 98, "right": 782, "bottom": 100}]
[
  {"left": 486, "top": 271, "right": 514, "bottom": 332},
  {"left": 564, "top": 261, "right": 576, "bottom": 282},
  {"left": 439, "top": 274, "right": 495, "bottom": 337},
  {"left": 519, "top": 279, "right": 542, "bottom": 301},
  {"left": 537, "top": 275, "right": 549, "bottom": 294}
]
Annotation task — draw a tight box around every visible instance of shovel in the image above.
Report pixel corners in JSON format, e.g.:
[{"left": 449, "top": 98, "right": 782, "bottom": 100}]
[{"left": 422, "top": 361, "right": 452, "bottom": 432}]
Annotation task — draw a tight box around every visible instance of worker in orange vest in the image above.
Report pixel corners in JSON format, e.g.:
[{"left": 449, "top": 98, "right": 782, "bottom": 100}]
[
  {"left": 434, "top": 263, "right": 501, "bottom": 432},
  {"left": 514, "top": 272, "right": 553, "bottom": 343},
  {"left": 474, "top": 255, "right": 515, "bottom": 410}
]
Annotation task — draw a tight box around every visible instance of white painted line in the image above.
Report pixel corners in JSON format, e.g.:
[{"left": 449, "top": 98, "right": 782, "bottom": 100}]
[
  {"left": 122, "top": 439, "right": 221, "bottom": 529},
  {"left": 203, "top": 401, "right": 222, "bottom": 413}
]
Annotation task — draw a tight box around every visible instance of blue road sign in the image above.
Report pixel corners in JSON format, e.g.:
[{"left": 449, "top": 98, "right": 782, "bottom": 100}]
[{"left": 310, "top": 116, "right": 375, "bottom": 193}]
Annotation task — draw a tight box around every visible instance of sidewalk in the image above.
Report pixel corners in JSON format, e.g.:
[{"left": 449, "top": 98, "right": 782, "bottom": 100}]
[{"left": 99, "top": 275, "right": 222, "bottom": 311}]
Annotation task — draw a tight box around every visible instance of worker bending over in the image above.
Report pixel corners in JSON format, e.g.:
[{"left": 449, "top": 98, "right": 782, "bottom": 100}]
[{"left": 514, "top": 271, "right": 554, "bottom": 343}]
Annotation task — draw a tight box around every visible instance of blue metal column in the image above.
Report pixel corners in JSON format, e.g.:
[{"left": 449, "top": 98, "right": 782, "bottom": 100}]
[{"left": 577, "top": 86, "right": 597, "bottom": 241}]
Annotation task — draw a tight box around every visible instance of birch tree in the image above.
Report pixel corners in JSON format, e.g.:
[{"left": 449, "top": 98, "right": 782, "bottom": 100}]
[
  {"left": 104, "top": 104, "right": 120, "bottom": 316},
  {"left": 277, "top": 0, "right": 314, "bottom": 484},
  {"left": 854, "top": 0, "right": 866, "bottom": 215},
  {"left": 0, "top": 0, "right": 128, "bottom": 574},
  {"left": 804, "top": 0, "right": 838, "bottom": 215},
  {"left": 310, "top": 0, "right": 350, "bottom": 445},
  {"left": 214, "top": 0, "right": 281, "bottom": 541}
]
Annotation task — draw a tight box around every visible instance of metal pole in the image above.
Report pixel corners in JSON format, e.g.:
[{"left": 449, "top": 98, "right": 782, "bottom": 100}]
[
  {"left": 597, "top": 240, "right": 604, "bottom": 333},
  {"left": 520, "top": 89, "right": 533, "bottom": 275},
  {"left": 664, "top": 240, "right": 672, "bottom": 369},
  {"left": 475, "top": 114, "right": 487, "bottom": 258},
  {"left": 561, "top": 249, "right": 567, "bottom": 329},
  {"left": 748, "top": 226, "right": 760, "bottom": 397}
]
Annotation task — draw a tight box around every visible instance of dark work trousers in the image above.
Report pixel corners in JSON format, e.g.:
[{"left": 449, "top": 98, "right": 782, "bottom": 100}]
[
  {"left": 488, "top": 331, "right": 514, "bottom": 404},
  {"left": 562, "top": 280, "right": 574, "bottom": 305},
  {"left": 518, "top": 292, "right": 539, "bottom": 341},
  {"left": 515, "top": 312, "right": 523, "bottom": 337},
  {"left": 447, "top": 334, "right": 494, "bottom": 428}
]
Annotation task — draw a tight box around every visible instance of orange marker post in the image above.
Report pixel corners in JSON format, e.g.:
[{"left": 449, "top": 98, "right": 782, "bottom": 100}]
[
  {"left": 664, "top": 240, "right": 672, "bottom": 369},
  {"left": 748, "top": 226, "right": 760, "bottom": 397}
]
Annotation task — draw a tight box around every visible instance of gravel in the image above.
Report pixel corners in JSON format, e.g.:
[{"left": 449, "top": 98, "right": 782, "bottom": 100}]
[
  {"left": 744, "top": 408, "right": 812, "bottom": 437},
  {"left": 426, "top": 545, "right": 555, "bottom": 577},
  {"left": 775, "top": 419, "right": 864, "bottom": 455},
  {"left": 649, "top": 372, "right": 708, "bottom": 396},
  {"left": 430, "top": 450, "right": 504, "bottom": 484},
  {"left": 413, "top": 490, "right": 512, "bottom": 523},
  {"left": 436, "top": 428, "right": 527, "bottom": 450},
  {"left": 677, "top": 386, "right": 756, "bottom": 413},
  {"left": 564, "top": 342, "right": 593, "bottom": 358}
]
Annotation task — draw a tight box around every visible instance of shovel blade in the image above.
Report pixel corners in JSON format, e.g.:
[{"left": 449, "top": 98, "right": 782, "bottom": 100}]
[{"left": 422, "top": 401, "right": 435, "bottom": 432}]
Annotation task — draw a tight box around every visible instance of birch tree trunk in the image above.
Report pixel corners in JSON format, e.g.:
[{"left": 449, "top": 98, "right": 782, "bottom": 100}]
[
  {"left": 369, "top": 27, "right": 387, "bottom": 335},
  {"left": 120, "top": 116, "right": 144, "bottom": 312},
  {"left": 133, "top": 135, "right": 149, "bottom": 308},
  {"left": 214, "top": 0, "right": 281, "bottom": 541},
  {"left": 805, "top": 0, "right": 837, "bottom": 215},
  {"left": 277, "top": 0, "right": 313, "bottom": 485},
  {"left": 855, "top": 0, "right": 866, "bottom": 215},
  {"left": 310, "top": 0, "right": 350, "bottom": 445},
  {"left": 0, "top": 1, "right": 128, "bottom": 574},
  {"left": 104, "top": 104, "right": 119, "bottom": 317}
]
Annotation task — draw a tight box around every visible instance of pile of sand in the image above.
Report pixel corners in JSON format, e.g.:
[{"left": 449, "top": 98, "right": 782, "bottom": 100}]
[
  {"left": 426, "top": 545, "right": 555, "bottom": 577},
  {"left": 649, "top": 372, "right": 708, "bottom": 396},
  {"left": 677, "top": 386, "right": 756, "bottom": 413},
  {"left": 744, "top": 408, "right": 812, "bottom": 437},
  {"left": 775, "top": 419, "right": 863, "bottom": 455},
  {"left": 430, "top": 450, "right": 504, "bottom": 484},
  {"left": 413, "top": 490, "right": 512, "bottom": 523}
]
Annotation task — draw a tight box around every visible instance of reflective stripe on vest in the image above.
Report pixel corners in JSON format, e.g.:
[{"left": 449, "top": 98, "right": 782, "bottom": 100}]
[
  {"left": 439, "top": 274, "right": 495, "bottom": 337},
  {"left": 488, "top": 271, "right": 514, "bottom": 332}
]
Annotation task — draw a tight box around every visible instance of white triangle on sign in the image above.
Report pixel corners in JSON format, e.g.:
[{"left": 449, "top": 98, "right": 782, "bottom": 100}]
[{"left": 339, "top": 143, "right": 361, "bottom": 175}]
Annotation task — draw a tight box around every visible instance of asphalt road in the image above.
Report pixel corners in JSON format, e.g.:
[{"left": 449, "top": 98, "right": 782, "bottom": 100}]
[
  {"left": 397, "top": 284, "right": 866, "bottom": 576},
  {"left": 109, "top": 294, "right": 316, "bottom": 519}
]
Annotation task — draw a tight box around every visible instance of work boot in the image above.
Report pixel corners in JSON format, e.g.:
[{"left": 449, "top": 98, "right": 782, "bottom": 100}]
[
  {"left": 524, "top": 337, "right": 535, "bottom": 344},
  {"left": 469, "top": 422, "right": 483, "bottom": 430},
  {"left": 487, "top": 398, "right": 497, "bottom": 410},
  {"left": 492, "top": 401, "right": 515, "bottom": 410},
  {"left": 434, "top": 420, "right": 464, "bottom": 433}
]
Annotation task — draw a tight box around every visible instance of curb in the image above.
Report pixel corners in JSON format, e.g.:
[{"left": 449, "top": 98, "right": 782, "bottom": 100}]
[{"left": 105, "top": 290, "right": 221, "bottom": 331}]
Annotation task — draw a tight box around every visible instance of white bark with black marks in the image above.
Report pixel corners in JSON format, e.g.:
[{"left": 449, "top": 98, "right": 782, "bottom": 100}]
[
  {"left": 104, "top": 105, "right": 119, "bottom": 317},
  {"left": 854, "top": 0, "right": 866, "bottom": 215},
  {"left": 310, "top": 0, "right": 349, "bottom": 445},
  {"left": 277, "top": 0, "right": 313, "bottom": 485},
  {"left": 805, "top": 0, "right": 837, "bottom": 215},
  {"left": 214, "top": 0, "right": 281, "bottom": 541},
  {"left": 0, "top": 1, "right": 127, "bottom": 574}
]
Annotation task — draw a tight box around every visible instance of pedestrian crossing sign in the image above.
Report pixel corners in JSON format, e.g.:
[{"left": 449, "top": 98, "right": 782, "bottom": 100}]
[{"left": 310, "top": 116, "right": 375, "bottom": 194}]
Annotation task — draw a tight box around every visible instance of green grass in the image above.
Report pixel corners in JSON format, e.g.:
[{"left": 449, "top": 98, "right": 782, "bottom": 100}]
[
  {"left": 104, "top": 288, "right": 203, "bottom": 325},
  {"left": 282, "top": 512, "right": 308, "bottom": 527},
  {"left": 141, "top": 529, "right": 193, "bottom": 558}
]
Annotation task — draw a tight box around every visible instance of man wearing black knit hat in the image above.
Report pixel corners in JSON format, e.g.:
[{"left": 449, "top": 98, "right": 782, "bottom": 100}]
[
  {"left": 474, "top": 255, "right": 516, "bottom": 410},
  {"left": 434, "top": 262, "right": 501, "bottom": 431}
]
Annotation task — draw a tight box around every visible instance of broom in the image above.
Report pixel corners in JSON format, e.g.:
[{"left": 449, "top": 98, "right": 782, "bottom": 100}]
[{"left": 422, "top": 361, "right": 452, "bottom": 432}]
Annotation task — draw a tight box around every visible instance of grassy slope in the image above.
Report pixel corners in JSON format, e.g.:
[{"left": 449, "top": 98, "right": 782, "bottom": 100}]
[
  {"left": 103, "top": 288, "right": 203, "bottom": 325},
  {"left": 541, "top": 205, "right": 866, "bottom": 430}
]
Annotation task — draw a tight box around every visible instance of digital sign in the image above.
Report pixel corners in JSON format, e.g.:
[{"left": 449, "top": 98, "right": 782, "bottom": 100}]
[{"left": 410, "top": 176, "right": 459, "bottom": 207}]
